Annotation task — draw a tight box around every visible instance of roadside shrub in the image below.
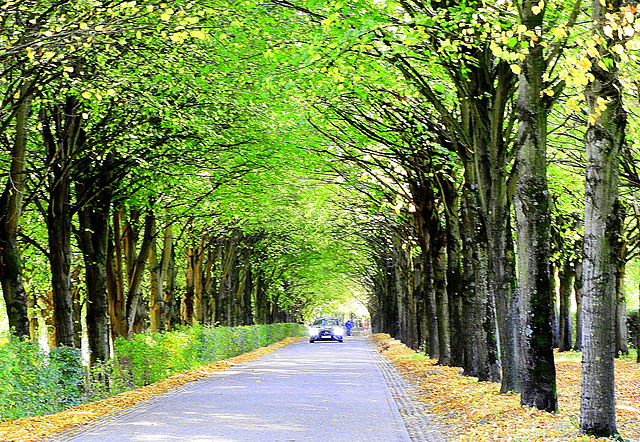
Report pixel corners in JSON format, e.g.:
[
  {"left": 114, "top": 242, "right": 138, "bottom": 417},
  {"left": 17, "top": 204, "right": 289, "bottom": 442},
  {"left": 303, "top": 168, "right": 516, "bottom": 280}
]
[
  {"left": 108, "top": 323, "right": 305, "bottom": 393},
  {"left": 0, "top": 323, "right": 305, "bottom": 421},
  {"left": 0, "top": 335, "right": 83, "bottom": 421}
]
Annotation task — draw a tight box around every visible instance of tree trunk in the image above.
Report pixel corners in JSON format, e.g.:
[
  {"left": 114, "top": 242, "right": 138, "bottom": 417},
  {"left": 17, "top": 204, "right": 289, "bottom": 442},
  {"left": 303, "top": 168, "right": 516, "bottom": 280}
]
[
  {"left": 126, "top": 211, "right": 155, "bottom": 336},
  {"left": 558, "top": 259, "right": 574, "bottom": 352},
  {"left": 78, "top": 202, "right": 111, "bottom": 363},
  {"left": 242, "top": 264, "right": 254, "bottom": 325},
  {"left": 460, "top": 183, "right": 500, "bottom": 382},
  {"left": 254, "top": 268, "right": 267, "bottom": 325},
  {"left": 72, "top": 266, "right": 83, "bottom": 348},
  {"left": 493, "top": 215, "right": 519, "bottom": 392},
  {"left": 192, "top": 238, "right": 205, "bottom": 324},
  {"left": 514, "top": 1, "right": 557, "bottom": 412},
  {"left": 574, "top": 255, "right": 584, "bottom": 351},
  {"left": 443, "top": 176, "right": 464, "bottom": 367},
  {"left": 160, "top": 224, "right": 175, "bottom": 330},
  {"left": 404, "top": 243, "right": 419, "bottom": 350},
  {"left": 76, "top": 153, "right": 113, "bottom": 364},
  {"left": 614, "top": 237, "right": 628, "bottom": 356},
  {"left": 462, "top": 54, "right": 519, "bottom": 393},
  {"left": 107, "top": 208, "right": 127, "bottom": 339},
  {"left": 148, "top": 228, "right": 161, "bottom": 333},
  {"left": 434, "top": 243, "right": 451, "bottom": 365},
  {"left": 550, "top": 263, "right": 560, "bottom": 348},
  {"left": 43, "top": 97, "right": 83, "bottom": 348},
  {"left": 0, "top": 84, "right": 30, "bottom": 339},
  {"left": 579, "top": 0, "right": 625, "bottom": 436}
]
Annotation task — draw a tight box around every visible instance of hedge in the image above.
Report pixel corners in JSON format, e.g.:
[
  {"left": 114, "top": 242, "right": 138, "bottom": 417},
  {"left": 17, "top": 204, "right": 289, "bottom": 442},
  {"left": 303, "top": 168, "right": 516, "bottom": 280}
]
[{"left": 0, "top": 323, "right": 305, "bottom": 421}]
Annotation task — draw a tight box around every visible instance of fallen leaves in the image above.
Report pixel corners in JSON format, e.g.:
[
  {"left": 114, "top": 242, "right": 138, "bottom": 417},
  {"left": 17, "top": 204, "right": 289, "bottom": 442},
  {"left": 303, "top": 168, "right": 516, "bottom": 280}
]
[
  {"left": 372, "top": 333, "right": 640, "bottom": 442},
  {"left": 0, "top": 337, "right": 303, "bottom": 442}
]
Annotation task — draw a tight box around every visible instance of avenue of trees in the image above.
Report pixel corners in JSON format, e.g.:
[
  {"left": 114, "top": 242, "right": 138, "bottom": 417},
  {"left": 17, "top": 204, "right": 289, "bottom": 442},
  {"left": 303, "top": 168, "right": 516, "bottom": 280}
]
[{"left": 2, "top": 0, "right": 640, "bottom": 438}]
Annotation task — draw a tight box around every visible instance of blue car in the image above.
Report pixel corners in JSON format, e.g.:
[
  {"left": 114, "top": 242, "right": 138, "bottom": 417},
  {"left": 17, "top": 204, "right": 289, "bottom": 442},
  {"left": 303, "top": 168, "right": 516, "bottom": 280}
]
[{"left": 309, "top": 318, "right": 344, "bottom": 343}]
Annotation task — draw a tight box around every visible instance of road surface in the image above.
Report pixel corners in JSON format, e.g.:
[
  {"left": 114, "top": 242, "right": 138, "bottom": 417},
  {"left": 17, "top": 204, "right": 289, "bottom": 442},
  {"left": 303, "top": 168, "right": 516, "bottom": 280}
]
[{"left": 50, "top": 336, "right": 446, "bottom": 442}]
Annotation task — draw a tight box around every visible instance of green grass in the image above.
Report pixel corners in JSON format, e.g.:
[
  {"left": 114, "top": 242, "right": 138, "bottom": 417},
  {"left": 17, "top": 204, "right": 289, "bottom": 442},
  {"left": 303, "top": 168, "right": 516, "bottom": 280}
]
[{"left": 554, "top": 348, "right": 638, "bottom": 363}]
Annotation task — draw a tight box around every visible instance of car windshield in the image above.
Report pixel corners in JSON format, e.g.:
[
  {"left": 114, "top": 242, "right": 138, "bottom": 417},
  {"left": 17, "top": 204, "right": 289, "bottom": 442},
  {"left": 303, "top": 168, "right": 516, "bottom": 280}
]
[{"left": 313, "top": 318, "right": 339, "bottom": 326}]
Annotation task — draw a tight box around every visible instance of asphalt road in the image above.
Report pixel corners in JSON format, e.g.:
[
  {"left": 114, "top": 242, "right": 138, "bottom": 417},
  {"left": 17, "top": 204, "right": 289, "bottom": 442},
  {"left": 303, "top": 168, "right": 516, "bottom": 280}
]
[{"left": 51, "top": 336, "right": 421, "bottom": 442}]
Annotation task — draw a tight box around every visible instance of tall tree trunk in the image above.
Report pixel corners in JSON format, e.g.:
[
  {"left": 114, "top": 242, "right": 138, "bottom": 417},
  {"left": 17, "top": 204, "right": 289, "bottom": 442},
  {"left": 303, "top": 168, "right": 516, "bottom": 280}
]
[
  {"left": 254, "top": 269, "right": 270, "bottom": 325},
  {"left": 404, "top": 243, "right": 419, "bottom": 349},
  {"left": 43, "top": 97, "right": 83, "bottom": 348},
  {"left": 443, "top": 175, "right": 464, "bottom": 367},
  {"left": 550, "top": 263, "right": 560, "bottom": 348},
  {"left": 107, "top": 208, "right": 127, "bottom": 339},
  {"left": 558, "top": 259, "right": 574, "bottom": 352},
  {"left": 148, "top": 228, "right": 161, "bottom": 333},
  {"left": 160, "top": 224, "right": 174, "bottom": 330},
  {"left": 242, "top": 264, "right": 254, "bottom": 325},
  {"left": 71, "top": 266, "right": 83, "bottom": 348},
  {"left": 76, "top": 154, "right": 113, "bottom": 364},
  {"left": 393, "top": 235, "right": 409, "bottom": 346},
  {"left": 126, "top": 211, "right": 155, "bottom": 336},
  {"left": 574, "top": 254, "right": 584, "bottom": 351},
  {"left": 579, "top": 0, "right": 625, "bottom": 436},
  {"left": 192, "top": 238, "right": 205, "bottom": 324},
  {"left": 460, "top": 184, "right": 500, "bottom": 381},
  {"left": 614, "top": 237, "right": 628, "bottom": 356},
  {"left": 78, "top": 205, "right": 110, "bottom": 363},
  {"left": 463, "top": 55, "right": 519, "bottom": 393},
  {"left": 434, "top": 243, "right": 451, "bottom": 365},
  {"left": 493, "top": 215, "right": 519, "bottom": 392},
  {"left": 0, "top": 84, "right": 30, "bottom": 339},
  {"left": 514, "top": 1, "right": 557, "bottom": 412}
]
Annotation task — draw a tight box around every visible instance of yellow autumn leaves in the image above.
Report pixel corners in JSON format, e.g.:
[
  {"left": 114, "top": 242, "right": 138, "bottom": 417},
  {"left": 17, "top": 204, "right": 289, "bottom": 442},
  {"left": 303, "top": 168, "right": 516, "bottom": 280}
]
[
  {"left": 489, "top": 4, "right": 640, "bottom": 126},
  {"left": 373, "top": 333, "right": 640, "bottom": 442}
]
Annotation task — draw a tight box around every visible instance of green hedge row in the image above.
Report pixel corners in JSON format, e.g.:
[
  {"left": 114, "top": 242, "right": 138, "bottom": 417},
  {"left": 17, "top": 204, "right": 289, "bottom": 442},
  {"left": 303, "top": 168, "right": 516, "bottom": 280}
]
[
  {"left": 0, "top": 323, "right": 305, "bottom": 422},
  {"left": 106, "top": 323, "right": 306, "bottom": 390},
  {"left": 0, "top": 337, "right": 83, "bottom": 421}
]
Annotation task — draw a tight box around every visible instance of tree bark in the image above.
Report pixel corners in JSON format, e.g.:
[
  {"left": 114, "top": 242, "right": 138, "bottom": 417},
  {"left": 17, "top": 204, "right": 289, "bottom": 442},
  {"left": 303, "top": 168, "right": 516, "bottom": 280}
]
[
  {"left": 77, "top": 196, "right": 111, "bottom": 363},
  {"left": 442, "top": 174, "right": 464, "bottom": 367},
  {"left": 107, "top": 208, "right": 127, "bottom": 339},
  {"left": 0, "top": 83, "right": 31, "bottom": 339},
  {"left": 614, "top": 235, "right": 628, "bottom": 356},
  {"left": 434, "top": 243, "right": 451, "bottom": 365},
  {"left": 558, "top": 259, "right": 574, "bottom": 352},
  {"left": 460, "top": 182, "right": 500, "bottom": 382},
  {"left": 160, "top": 224, "right": 175, "bottom": 330},
  {"left": 580, "top": 2, "right": 624, "bottom": 433},
  {"left": 148, "top": 227, "right": 161, "bottom": 333},
  {"left": 574, "top": 255, "right": 584, "bottom": 351},
  {"left": 43, "top": 97, "right": 83, "bottom": 348},
  {"left": 514, "top": 1, "right": 557, "bottom": 412},
  {"left": 126, "top": 211, "right": 155, "bottom": 336}
]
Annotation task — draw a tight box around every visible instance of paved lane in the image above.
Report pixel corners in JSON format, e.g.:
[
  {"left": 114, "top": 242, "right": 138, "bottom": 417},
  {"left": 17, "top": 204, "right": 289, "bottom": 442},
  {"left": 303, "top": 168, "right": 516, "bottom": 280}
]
[{"left": 52, "top": 337, "right": 413, "bottom": 442}]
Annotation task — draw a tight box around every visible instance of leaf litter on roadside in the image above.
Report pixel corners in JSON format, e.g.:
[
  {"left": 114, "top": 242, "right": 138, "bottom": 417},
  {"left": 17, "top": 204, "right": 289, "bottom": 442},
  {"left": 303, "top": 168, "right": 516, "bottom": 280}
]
[
  {"left": 0, "top": 337, "right": 303, "bottom": 442},
  {"left": 372, "top": 333, "right": 640, "bottom": 442}
]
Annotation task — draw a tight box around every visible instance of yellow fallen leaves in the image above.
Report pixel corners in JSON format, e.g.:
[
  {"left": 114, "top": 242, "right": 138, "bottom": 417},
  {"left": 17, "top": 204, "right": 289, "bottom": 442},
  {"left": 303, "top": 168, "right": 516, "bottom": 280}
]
[
  {"left": 372, "top": 333, "right": 640, "bottom": 442},
  {"left": 0, "top": 337, "right": 303, "bottom": 442}
]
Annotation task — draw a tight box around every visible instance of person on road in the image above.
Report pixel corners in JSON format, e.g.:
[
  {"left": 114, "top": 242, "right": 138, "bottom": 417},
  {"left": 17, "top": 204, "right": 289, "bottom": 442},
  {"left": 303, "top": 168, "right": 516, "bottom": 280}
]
[{"left": 345, "top": 319, "right": 354, "bottom": 336}]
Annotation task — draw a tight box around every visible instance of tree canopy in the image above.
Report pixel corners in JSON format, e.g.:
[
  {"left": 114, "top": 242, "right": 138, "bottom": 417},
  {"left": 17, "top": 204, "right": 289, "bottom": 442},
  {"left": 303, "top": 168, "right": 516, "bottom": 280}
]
[{"left": 2, "top": 0, "right": 640, "bottom": 437}]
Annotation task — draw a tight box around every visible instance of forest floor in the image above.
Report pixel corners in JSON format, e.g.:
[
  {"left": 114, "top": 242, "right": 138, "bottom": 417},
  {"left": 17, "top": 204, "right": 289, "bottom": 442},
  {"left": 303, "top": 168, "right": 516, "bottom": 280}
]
[{"left": 372, "top": 333, "right": 640, "bottom": 442}]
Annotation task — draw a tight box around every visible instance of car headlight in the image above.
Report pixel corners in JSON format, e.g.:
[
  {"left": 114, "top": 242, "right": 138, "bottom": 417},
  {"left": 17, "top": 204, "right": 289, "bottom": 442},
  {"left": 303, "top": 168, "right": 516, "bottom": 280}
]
[
  {"left": 333, "top": 326, "right": 344, "bottom": 336},
  {"left": 309, "top": 327, "right": 320, "bottom": 336}
]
